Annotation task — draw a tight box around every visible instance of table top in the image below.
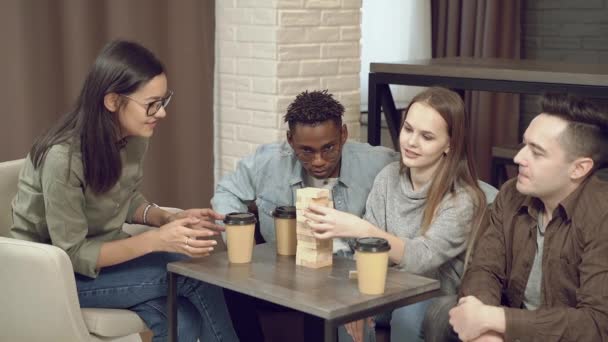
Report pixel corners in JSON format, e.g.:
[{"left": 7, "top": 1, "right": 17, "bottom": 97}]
[
  {"left": 168, "top": 243, "right": 439, "bottom": 320},
  {"left": 370, "top": 57, "right": 608, "bottom": 86}
]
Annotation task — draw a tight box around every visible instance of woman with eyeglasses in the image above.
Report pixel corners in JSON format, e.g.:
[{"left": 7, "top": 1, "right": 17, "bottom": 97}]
[
  {"left": 304, "top": 87, "right": 495, "bottom": 342},
  {"left": 10, "top": 40, "right": 238, "bottom": 342}
]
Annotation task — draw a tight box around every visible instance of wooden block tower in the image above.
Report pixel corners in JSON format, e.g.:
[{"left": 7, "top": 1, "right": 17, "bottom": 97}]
[{"left": 295, "top": 187, "right": 333, "bottom": 268}]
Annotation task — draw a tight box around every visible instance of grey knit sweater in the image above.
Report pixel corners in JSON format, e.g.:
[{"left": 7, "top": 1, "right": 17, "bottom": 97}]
[{"left": 363, "top": 162, "right": 475, "bottom": 294}]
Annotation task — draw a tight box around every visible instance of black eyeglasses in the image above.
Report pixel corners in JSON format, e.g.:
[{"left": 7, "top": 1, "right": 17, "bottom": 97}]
[
  {"left": 121, "top": 90, "right": 174, "bottom": 116},
  {"left": 295, "top": 143, "right": 341, "bottom": 163}
]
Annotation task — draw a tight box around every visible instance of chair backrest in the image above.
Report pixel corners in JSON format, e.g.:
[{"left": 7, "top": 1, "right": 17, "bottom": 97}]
[
  {"left": 0, "top": 159, "right": 25, "bottom": 237},
  {"left": 0, "top": 237, "right": 92, "bottom": 341}
]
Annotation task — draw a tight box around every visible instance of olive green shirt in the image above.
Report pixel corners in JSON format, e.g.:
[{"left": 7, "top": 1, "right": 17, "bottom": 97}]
[{"left": 10, "top": 137, "right": 149, "bottom": 278}]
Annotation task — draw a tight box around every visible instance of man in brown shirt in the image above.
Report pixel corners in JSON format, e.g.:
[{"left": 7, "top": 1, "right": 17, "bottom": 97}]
[{"left": 449, "top": 93, "right": 608, "bottom": 342}]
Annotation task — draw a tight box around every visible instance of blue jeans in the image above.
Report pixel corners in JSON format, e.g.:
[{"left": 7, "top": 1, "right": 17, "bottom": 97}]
[
  {"left": 338, "top": 298, "right": 433, "bottom": 342},
  {"left": 75, "top": 252, "right": 238, "bottom": 342}
]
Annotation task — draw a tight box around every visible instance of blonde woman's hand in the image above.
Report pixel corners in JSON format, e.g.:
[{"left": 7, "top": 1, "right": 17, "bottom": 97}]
[
  {"left": 167, "top": 208, "right": 225, "bottom": 234},
  {"left": 344, "top": 317, "right": 373, "bottom": 342},
  {"left": 152, "top": 216, "right": 218, "bottom": 258},
  {"left": 303, "top": 205, "right": 370, "bottom": 239}
]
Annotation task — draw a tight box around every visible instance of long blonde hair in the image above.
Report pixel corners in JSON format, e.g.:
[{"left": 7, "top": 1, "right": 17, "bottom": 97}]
[{"left": 400, "top": 87, "right": 486, "bottom": 235}]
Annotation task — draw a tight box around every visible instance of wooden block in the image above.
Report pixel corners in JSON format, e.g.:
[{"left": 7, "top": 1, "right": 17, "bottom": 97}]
[
  {"left": 296, "top": 224, "right": 315, "bottom": 237},
  {"left": 296, "top": 257, "right": 333, "bottom": 268},
  {"left": 298, "top": 238, "right": 332, "bottom": 250},
  {"left": 296, "top": 246, "right": 332, "bottom": 261}
]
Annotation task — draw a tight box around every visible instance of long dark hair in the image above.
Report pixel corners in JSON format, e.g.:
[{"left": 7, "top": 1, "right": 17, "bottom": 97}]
[
  {"left": 30, "top": 40, "right": 164, "bottom": 193},
  {"left": 400, "top": 87, "right": 486, "bottom": 235}
]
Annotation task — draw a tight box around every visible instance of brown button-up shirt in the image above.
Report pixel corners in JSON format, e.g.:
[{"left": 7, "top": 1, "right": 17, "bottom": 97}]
[{"left": 460, "top": 175, "right": 608, "bottom": 342}]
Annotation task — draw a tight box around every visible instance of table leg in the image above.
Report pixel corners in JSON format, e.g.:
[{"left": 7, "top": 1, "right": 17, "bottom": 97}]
[
  {"left": 168, "top": 271, "right": 178, "bottom": 342},
  {"left": 368, "top": 73, "right": 381, "bottom": 146},
  {"left": 304, "top": 314, "right": 337, "bottom": 342}
]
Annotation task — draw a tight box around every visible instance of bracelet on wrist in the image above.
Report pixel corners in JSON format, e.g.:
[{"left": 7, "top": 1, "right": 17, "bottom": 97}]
[{"left": 143, "top": 203, "right": 160, "bottom": 225}]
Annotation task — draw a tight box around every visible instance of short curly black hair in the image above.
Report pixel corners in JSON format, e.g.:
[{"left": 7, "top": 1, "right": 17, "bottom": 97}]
[{"left": 283, "top": 90, "right": 344, "bottom": 130}]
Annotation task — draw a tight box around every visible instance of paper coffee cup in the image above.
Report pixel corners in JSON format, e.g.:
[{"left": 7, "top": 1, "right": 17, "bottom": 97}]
[
  {"left": 273, "top": 206, "right": 297, "bottom": 256},
  {"left": 224, "top": 212, "right": 257, "bottom": 263},
  {"left": 354, "top": 237, "right": 391, "bottom": 295}
]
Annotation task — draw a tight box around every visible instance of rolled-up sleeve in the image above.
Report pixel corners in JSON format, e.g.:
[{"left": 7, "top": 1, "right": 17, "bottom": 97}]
[{"left": 41, "top": 150, "right": 102, "bottom": 278}]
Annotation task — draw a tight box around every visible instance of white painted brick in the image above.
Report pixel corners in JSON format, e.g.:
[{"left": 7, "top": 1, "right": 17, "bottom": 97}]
[
  {"left": 305, "top": 0, "right": 340, "bottom": 8},
  {"left": 340, "top": 26, "right": 360, "bottom": 41},
  {"left": 237, "top": 0, "right": 277, "bottom": 8},
  {"left": 341, "top": 0, "right": 362, "bottom": 9},
  {"left": 321, "top": 42, "right": 359, "bottom": 58},
  {"left": 219, "top": 107, "right": 253, "bottom": 124},
  {"left": 218, "top": 41, "right": 250, "bottom": 58},
  {"left": 279, "top": 10, "right": 321, "bottom": 26},
  {"left": 277, "top": 95, "right": 295, "bottom": 113},
  {"left": 277, "top": 0, "right": 304, "bottom": 8},
  {"left": 334, "top": 91, "right": 358, "bottom": 108},
  {"left": 220, "top": 8, "right": 251, "bottom": 25},
  {"left": 277, "top": 115, "right": 289, "bottom": 130},
  {"left": 277, "top": 61, "right": 300, "bottom": 76},
  {"left": 278, "top": 78, "right": 322, "bottom": 95},
  {"left": 237, "top": 26, "right": 277, "bottom": 42},
  {"left": 321, "top": 10, "right": 360, "bottom": 26},
  {"left": 237, "top": 92, "right": 278, "bottom": 111},
  {"left": 220, "top": 156, "right": 238, "bottom": 172},
  {"left": 343, "top": 106, "right": 361, "bottom": 121},
  {"left": 345, "top": 122, "right": 361, "bottom": 141},
  {"left": 251, "top": 43, "right": 277, "bottom": 59},
  {"left": 252, "top": 77, "right": 277, "bottom": 94},
  {"left": 338, "top": 58, "right": 360, "bottom": 74},
  {"left": 220, "top": 125, "right": 236, "bottom": 139},
  {"left": 300, "top": 60, "right": 339, "bottom": 76},
  {"left": 217, "top": 26, "right": 236, "bottom": 41},
  {"left": 217, "top": 0, "right": 236, "bottom": 8},
  {"left": 252, "top": 111, "right": 279, "bottom": 128},
  {"left": 218, "top": 57, "right": 236, "bottom": 74},
  {"left": 219, "top": 75, "right": 250, "bottom": 91},
  {"left": 321, "top": 75, "right": 359, "bottom": 91},
  {"left": 277, "top": 28, "right": 306, "bottom": 43},
  {"left": 251, "top": 8, "right": 277, "bottom": 25},
  {"left": 237, "top": 59, "right": 277, "bottom": 76},
  {"left": 221, "top": 139, "right": 252, "bottom": 157},
  {"left": 238, "top": 126, "right": 282, "bottom": 144},
  {"left": 278, "top": 44, "right": 321, "bottom": 60},
  {"left": 219, "top": 91, "right": 236, "bottom": 107},
  {"left": 306, "top": 27, "right": 340, "bottom": 42}
]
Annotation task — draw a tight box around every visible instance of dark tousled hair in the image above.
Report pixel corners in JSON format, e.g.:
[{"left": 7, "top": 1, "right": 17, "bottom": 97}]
[
  {"left": 283, "top": 90, "right": 344, "bottom": 130},
  {"left": 30, "top": 39, "right": 164, "bottom": 193},
  {"left": 541, "top": 93, "right": 608, "bottom": 170}
]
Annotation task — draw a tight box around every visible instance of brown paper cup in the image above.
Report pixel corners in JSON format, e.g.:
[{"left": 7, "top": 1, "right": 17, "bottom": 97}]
[
  {"left": 275, "top": 218, "right": 297, "bottom": 255},
  {"left": 224, "top": 212, "right": 257, "bottom": 263},
  {"left": 273, "top": 206, "right": 297, "bottom": 256},
  {"left": 354, "top": 237, "right": 391, "bottom": 295}
]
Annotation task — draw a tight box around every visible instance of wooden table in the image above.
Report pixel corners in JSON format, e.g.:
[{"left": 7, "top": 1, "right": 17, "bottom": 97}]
[
  {"left": 167, "top": 243, "right": 440, "bottom": 341},
  {"left": 368, "top": 57, "right": 608, "bottom": 148}
]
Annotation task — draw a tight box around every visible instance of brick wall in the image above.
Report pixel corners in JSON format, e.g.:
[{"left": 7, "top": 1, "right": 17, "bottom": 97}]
[
  {"left": 520, "top": 0, "right": 608, "bottom": 133},
  {"left": 215, "top": 0, "right": 362, "bottom": 177}
]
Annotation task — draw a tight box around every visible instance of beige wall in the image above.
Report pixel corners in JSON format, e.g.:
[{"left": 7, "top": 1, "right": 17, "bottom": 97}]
[{"left": 215, "top": 0, "right": 362, "bottom": 177}]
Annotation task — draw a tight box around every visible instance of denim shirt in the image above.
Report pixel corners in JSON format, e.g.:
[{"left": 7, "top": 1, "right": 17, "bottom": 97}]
[{"left": 211, "top": 140, "right": 399, "bottom": 242}]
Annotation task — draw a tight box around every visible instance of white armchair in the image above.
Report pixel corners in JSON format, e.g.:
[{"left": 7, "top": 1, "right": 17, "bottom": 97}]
[{"left": 0, "top": 159, "right": 151, "bottom": 342}]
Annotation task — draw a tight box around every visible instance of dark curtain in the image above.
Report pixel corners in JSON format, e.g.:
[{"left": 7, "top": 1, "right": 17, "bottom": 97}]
[
  {"left": 431, "top": 0, "right": 521, "bottom": 181},
  {"left": 0, "top": 0, "right": 215, "bottom": 209}
]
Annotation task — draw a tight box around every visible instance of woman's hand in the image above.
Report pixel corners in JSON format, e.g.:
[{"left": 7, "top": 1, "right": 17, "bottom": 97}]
[
  {"left": 344, "top": 318, "right": 374, "bottom": 342},
  {"left": 166, "top": 208, "right": 225, "bottom": 234},
  {"left": 151, "top": 217, "right": 218, "bottom": 258},
  {"left": 303, "top": 205, "right": 372, "bottom": 239}
]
